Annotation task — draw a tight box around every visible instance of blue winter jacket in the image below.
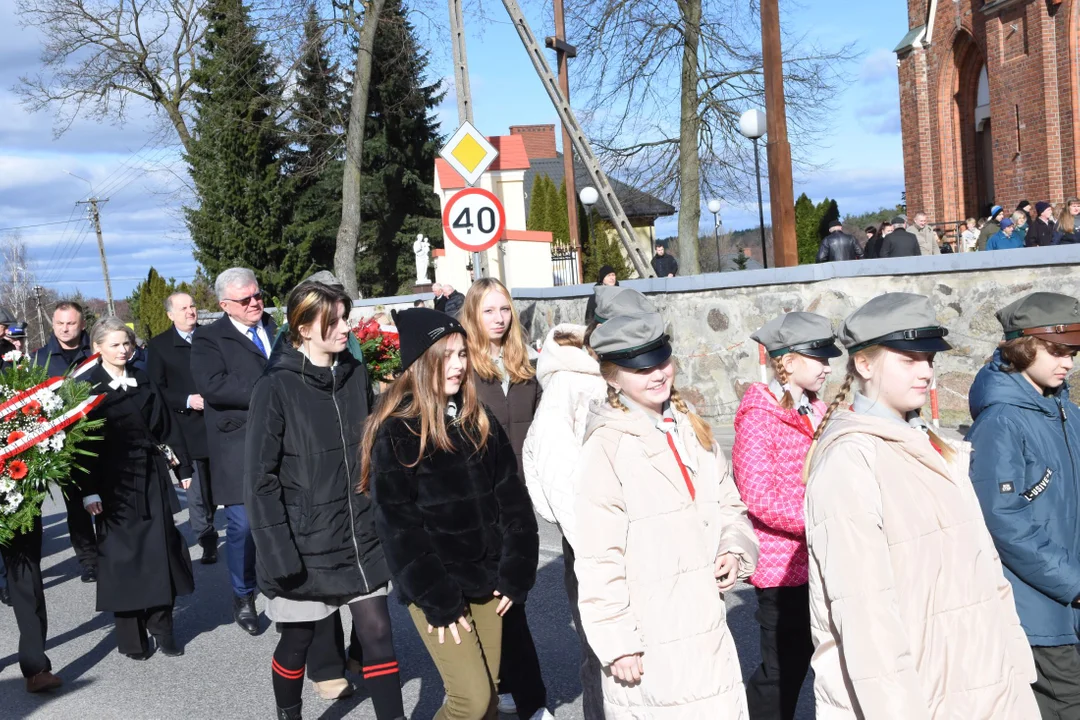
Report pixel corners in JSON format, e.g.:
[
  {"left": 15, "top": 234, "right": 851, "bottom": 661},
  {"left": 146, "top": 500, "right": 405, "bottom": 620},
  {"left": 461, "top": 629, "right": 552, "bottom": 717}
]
[
  {"left": 986, "top": 230, "right": 1024, "bottom": 251},
  {"left": 31, "top": 332, "right": 92, "bottom": 378},
  {"left": 966, "top": 350, "right": 1080, "bottom": 646}
]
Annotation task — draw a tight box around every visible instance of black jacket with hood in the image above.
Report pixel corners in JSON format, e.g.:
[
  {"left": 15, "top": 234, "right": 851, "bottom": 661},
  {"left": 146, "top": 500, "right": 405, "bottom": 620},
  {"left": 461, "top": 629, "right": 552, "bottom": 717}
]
[
  {"left": 244, "top": 341, "right": 389, "bottom": 600},
  {"left": 369, "top": 404, "right": 539, "bottom": 627}
]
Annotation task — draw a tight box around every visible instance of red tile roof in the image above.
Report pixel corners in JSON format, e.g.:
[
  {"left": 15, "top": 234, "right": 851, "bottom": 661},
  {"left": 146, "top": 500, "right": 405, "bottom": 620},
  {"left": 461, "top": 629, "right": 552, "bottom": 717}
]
[{"left": 436, "top": 134, "right": 531, "bottom": 190}]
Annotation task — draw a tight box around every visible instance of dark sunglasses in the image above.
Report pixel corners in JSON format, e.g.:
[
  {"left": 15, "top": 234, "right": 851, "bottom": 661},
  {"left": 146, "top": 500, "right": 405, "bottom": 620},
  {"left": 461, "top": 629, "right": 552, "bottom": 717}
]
[{"left": 224, "top": 291, "right": 263, "bottom": 307}]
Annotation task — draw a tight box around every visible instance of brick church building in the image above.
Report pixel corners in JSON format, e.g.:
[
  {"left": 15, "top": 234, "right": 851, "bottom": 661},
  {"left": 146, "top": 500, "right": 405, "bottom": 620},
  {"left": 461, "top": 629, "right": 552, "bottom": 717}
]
[{"left": 897, "top": 0, "right": 1080, "bottom": 223}]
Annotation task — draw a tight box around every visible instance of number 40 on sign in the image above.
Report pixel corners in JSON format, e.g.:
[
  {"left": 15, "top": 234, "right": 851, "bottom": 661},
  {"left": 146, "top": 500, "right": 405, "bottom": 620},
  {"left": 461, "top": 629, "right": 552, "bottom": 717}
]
[{"left": 442, "top": 188, "right": 506, "bottom": 253}]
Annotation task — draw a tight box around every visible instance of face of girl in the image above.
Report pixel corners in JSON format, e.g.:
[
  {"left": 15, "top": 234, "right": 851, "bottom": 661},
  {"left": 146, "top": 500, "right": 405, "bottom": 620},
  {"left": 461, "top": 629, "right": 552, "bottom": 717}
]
[
  {"left": 613, "top": 358, "right": 675, "bottom": 414},
  {"left": 859, "top": 349, "right": 935, "bottom": 417},
  {"left": 95, "top": 330, "right": 133, "bottom": 369},
  {"left": 1071, "top": 202, "right": 1080, "bottom": 216},
  {"left": 1022, "top": 343, "right": 1075, "bottom": 392},
  {"left": 442, "top": 333, "right": 468, "bottom": 396},
  {"left": 783, "top": 352, "right": 832, "bottom": 394},
  {"left": 302, "top": 301, "right": 350, "bottom": 355},
  {"left": 480, "top": 289, "right": 512, "bottom": 344}
]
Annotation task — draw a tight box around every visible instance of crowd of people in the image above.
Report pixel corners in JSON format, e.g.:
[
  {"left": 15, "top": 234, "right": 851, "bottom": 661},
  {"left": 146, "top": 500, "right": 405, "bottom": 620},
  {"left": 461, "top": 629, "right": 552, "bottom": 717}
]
[
  {"left": 821, "top": 198, "right": 1080, "bottom": 263},
  {"left": 1, "top": 265, "right": 1079, "bottom": 720}
]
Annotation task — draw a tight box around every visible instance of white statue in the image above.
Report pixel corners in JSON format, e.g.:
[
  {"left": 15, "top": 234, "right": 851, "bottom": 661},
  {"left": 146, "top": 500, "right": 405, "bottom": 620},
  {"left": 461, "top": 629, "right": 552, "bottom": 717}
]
[{"left": 413, "top": 233, "right": 431, "bottom": 283}]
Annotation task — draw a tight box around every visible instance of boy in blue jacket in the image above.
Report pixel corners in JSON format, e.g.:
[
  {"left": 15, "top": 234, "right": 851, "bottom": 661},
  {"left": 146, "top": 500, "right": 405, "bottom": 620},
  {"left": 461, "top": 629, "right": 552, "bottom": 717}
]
[{"left": 967, "top": 292, "right": 1080, "bottom": 719}]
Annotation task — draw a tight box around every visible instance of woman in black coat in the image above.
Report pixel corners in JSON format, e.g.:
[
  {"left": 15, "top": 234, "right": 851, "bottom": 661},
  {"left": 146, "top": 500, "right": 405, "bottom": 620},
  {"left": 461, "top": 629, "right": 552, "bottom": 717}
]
[
  {"left": 361, "top": 308, "right": 539, "bottom": 720},
  {"left": 82, "top": 317, "right": 194, "bottom": 660},
  {"left": 460, "top": 279, "right": 550, "bottom": 720},
  {"left": 245, "top": 282, "right": 403, "bottom": 720}
]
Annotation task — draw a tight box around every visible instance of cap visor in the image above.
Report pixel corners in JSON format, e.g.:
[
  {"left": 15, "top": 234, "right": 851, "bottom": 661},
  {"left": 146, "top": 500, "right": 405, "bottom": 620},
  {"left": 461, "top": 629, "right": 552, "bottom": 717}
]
[
  {"left": 1036, "top": 331, "right": 1080, "bottom": 348},
  {"left": 798, "top": 344, "right": 843, "bottom": 360},
  {"left": 879, "top": 337, "right": 953, "bottom": 353},
  {"left": 608, "top": 343, "right": 673, "bottom": 369}
]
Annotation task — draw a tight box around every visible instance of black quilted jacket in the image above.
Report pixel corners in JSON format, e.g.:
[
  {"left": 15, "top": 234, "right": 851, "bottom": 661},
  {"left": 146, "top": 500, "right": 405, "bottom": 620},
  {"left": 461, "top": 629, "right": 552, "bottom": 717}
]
[
  {"left": 369, "top": 408, "right": 539, "bottom": 626},
  {"left": 244, "top": 343, "right": 389, "bottom": 600}
]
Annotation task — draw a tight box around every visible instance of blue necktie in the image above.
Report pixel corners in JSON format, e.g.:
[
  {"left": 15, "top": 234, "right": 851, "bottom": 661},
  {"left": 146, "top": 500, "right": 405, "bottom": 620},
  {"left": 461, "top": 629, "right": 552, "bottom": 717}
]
[{"left": 247, "top": 326, "right": 267, "bottom": 357}]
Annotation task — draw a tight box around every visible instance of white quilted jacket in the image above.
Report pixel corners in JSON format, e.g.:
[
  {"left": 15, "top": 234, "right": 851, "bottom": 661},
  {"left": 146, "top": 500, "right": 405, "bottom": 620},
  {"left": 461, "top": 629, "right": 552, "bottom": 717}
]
[{"left": 522, "top": 323, "right": 607, "bottom": 550}]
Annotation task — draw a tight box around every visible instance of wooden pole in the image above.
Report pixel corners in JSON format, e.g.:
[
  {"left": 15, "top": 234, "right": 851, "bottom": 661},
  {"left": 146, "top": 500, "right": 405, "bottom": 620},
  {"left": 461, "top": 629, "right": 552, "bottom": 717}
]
[
  {"left": 550, "top": 0, "right": 583, "bottom": 283},
  {"left": 760, "top": 0, "right": 797, "bottom": 267}
]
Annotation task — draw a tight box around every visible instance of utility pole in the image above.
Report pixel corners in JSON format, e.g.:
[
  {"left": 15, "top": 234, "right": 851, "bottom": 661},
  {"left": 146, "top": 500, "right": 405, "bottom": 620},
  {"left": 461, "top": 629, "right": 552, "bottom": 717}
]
[
  {"left": 761, "top": 0, "right": 798, "bottom": 267},
  {"left": 501, "top": 0, "right": 652, "bottom": 278},
  {"left": 447, "top": 0, "right": 473, "bottom": 125},
  {"left": 33, "top": 285, "right": 47, "bottom": 348},
  {"left": 76, "top": 197, "right": 116, "bottom": 316},
  {"left": 545, "top": 0, "right": 583, "bottom": 283}
]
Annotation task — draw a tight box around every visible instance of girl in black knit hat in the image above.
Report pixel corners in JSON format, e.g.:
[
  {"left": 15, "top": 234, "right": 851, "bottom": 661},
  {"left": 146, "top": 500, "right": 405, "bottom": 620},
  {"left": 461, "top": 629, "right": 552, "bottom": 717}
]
[{"left": 360, "top": 308, "right": 539, "bottom": 720}]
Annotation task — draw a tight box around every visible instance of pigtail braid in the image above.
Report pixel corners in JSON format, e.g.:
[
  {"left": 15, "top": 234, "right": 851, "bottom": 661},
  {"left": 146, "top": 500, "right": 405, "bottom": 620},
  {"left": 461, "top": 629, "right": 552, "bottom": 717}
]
[
  {"left": 606, "top": 385, "right": 630, "bottom": 413},
  {"left": 771, "top": 357, "right": 795, "bottom": 409},
  {"left": 802, "top": 372, "right": 855, "bottom": 485},
  {"left": 670, "top": 386, "right": 714, "bottom": 451}
]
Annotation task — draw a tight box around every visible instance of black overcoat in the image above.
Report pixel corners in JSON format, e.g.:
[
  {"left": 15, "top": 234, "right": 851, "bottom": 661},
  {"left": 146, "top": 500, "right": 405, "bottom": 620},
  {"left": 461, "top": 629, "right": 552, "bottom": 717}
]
[
  {"left": 148, "top": 326, "right": 207, "bottom": 459},
  {"left": 245, "top": 343, "right": 389, "bottom": 600},
  {"left": 189, "top": 313, "right": 276, "bottom": 506},
  {"left": 474, "top": 372, "right": 541, "bottom": 481},
  {"left": 369, "top": 408, "right": 539, "bottom": 627},
  {"left": 83, "top": 365, "right": 195, "bottom": 613}
]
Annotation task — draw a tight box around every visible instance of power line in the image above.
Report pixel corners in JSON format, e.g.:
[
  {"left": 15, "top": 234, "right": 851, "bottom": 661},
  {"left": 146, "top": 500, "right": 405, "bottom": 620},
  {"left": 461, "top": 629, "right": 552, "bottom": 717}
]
[{"left": 0, "top": 218, "right": 85, "bottom": 233}]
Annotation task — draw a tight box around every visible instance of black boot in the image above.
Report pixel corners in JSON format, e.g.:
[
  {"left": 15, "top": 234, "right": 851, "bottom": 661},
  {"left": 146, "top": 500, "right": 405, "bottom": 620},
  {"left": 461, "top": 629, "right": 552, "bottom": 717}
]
[
  {"left": 200, "top": 542, "right": 218, "bottom": 565},
  {"left": 276, "top": 702, "right": 302, "bottom": 720},
  {"left": 153, "top": 634, "right": 184, "bottom": 657},
  {"left": 233, "top": 593, "right": 260, "bottom": 635}
]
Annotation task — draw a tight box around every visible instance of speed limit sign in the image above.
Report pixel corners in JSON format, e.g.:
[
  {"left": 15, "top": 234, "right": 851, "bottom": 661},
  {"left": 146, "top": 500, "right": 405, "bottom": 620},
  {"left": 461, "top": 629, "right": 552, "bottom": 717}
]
[{"left": 442, "top": 188, "right": 506, "bottom": 253}]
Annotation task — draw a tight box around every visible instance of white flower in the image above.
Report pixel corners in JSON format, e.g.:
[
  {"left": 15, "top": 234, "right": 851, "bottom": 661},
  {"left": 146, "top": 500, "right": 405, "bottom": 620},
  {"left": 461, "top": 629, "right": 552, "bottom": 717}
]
[
  {"left": 2, "top": 350, "right": 23, "bottom": 363},
  {"left": 4, "top": 491, "right": 21, "bottom": 513},
  {"left": 46, "top": 431, "right": 66, "bottom": 452},
  {"left": 37, "top": 389, "right": 63, "bottom": 414},
  {"left": 0, "top": 477, "right": 14, "bottom": 494}
]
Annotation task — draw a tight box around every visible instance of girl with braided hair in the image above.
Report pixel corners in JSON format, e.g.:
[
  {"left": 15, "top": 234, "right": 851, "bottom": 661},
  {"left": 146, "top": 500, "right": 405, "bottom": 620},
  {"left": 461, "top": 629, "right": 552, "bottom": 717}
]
[
  {"left": 732, "top": 312, "right": 842, "bottom": 720},
  {"left": 576, "top": 300, "right": 758, "bottom": 718},
  {"left": 803, "top": 293, "right": 1038, "bottom": 719}
]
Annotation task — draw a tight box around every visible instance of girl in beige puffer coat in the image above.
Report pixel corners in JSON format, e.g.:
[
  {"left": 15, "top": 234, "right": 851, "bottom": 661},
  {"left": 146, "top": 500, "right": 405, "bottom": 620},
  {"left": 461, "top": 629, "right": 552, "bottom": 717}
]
[
  {"left": 804, "top": 293, "right": 1038, "bottom": 719},
  {"left": 577, "top": 305, "right": 758, "bottom": 719}
]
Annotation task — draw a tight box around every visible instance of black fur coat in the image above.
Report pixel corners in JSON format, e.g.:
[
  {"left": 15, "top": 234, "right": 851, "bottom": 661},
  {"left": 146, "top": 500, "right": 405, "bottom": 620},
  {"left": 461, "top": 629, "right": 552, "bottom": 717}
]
[{"left": 369, "top": 409, "right": 539, "bottom": 627}]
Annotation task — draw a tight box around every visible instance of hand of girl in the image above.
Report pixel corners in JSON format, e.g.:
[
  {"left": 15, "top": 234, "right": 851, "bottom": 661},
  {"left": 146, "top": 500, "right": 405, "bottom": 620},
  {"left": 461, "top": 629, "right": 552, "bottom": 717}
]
[
  {"left": 85, "top": 501, "right": 103, "bottom": 516},
  {"left": 610, "top": 653, "right": 644, "bottom": 685},
  {"left": 493, "top": 590, "right": 513, "bottom": 616},
  {"left": 427, "top": 615, "right": 473, "bottom": 645},
  {"left": 714, "top": 553, "right": 739, "bottom": 591}
]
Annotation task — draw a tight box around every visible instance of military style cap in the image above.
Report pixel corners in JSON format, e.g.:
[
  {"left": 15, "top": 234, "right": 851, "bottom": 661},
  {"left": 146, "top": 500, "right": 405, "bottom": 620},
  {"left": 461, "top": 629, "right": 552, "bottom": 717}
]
[
  {"left": 589, "top": 312, "right": 672, "bottom": 369},
  {"left": 752, "top": 312, "right": 842, "bottom": 359},
  {"left": 6, "top": 324, "right": 25, "bottom": 339},
  {"left": 592, "top": 285, "right": 655, "bottom": 324},
  {"left": 0, "top": 308, "right": 14, "bottom": 325},
  {"left": 303, "top": 270, "right": 345, "bottom": 289},
  {"left": 997, "top": 292, "right": 1080, "bottom": 346},
  {"left": 839, "top": 293, "right": 952, "bottom": 354}
]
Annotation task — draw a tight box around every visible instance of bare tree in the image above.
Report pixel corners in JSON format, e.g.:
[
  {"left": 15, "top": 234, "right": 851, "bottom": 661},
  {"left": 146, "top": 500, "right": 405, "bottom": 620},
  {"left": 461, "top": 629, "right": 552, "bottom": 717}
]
[
  {"left": 567, "top": 0, "right": 853, "bottom": 274},
  {"left": 331, "top": 0, "right": 385, "bottom": 298},
  {"left": 0, "top": 232, "right": 57, "bottom": 349}
]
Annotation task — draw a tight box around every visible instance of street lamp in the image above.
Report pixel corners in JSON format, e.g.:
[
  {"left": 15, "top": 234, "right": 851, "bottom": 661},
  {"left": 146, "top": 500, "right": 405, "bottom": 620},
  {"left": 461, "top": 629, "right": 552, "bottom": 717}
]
[
  {"left": 579, "top": 187, "right": 599, "bottom": 281},
  {"left": 738, "top": 109, "right": 769, "bottom": 269},
  {"left": 707, "top": 199, "right": 722, "bottom": 271}
]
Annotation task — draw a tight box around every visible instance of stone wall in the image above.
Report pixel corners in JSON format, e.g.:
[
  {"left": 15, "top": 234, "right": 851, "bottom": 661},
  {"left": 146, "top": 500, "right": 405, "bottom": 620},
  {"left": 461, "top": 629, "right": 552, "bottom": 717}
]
[{"left": 513, "top": 246, "right": 1080, "bottom": 427}]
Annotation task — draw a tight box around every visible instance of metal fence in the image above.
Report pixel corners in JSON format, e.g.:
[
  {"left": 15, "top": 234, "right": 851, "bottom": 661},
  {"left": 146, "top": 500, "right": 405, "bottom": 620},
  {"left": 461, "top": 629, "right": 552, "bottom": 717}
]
[{"left": 551, "top": 244, "right": 580, "bottom": 286}]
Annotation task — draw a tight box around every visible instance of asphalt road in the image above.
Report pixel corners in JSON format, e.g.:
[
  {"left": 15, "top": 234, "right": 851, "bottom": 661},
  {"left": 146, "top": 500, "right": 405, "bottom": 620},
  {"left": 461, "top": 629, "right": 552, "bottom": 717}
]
[{"left": 0, "top": 428, "right": 814, "bottom": 719}]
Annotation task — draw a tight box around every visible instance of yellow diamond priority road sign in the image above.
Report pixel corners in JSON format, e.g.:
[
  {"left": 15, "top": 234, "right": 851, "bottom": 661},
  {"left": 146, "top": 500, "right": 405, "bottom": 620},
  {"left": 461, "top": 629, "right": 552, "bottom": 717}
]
[{"left": 439, "top": 121, "right": 499, "bottom": 187}]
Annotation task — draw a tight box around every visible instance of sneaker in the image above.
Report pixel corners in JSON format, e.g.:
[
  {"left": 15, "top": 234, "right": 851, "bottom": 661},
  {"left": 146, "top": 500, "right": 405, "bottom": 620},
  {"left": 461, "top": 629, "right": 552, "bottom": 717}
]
[
  {"left": 529, "top": 711, "right": 555, "bottom": 720},
  {"left": 497, "top": 694, "right": 517, "bottom": 714}
]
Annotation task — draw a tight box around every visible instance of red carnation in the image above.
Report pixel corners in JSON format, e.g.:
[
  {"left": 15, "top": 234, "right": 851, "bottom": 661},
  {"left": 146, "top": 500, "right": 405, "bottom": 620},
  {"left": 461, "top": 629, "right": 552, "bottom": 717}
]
[
  {"left": 7, "top": 459, "right": 28, "bottom": 480},
  {"left": 6, "top": 431, "right": 26, "bottom": 445},
  {"left": 36, "top": 416, "right": 48, "bottom": 424}
]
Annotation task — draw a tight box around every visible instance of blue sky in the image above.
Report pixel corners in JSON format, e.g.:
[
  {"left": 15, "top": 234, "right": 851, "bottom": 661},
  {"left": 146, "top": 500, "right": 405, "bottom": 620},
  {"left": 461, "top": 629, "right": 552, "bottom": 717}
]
[{"left": 0, "top": 0, "right": 908, "bottom": 299}]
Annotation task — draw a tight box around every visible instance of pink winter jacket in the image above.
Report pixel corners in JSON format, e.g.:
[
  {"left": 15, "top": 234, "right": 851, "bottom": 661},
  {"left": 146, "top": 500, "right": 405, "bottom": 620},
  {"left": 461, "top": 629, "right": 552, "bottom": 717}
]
[{"left": 731, "top": 383, "right": 824, "bottom": 588}]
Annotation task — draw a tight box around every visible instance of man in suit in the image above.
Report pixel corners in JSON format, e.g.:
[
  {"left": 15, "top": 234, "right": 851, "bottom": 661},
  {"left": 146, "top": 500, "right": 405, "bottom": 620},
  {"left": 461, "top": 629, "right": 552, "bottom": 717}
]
[
  {"left": 31, "top": 301, "right": 98, "bottom": 583},
  {"left": 190, "top": 268, "right": 276, "bottom": 635},
  {"left": 148, "top": 292, "right": 218, "bottom": 564},
  {"left": 879, "top": 215, "right": 922, "bottom": 258}
]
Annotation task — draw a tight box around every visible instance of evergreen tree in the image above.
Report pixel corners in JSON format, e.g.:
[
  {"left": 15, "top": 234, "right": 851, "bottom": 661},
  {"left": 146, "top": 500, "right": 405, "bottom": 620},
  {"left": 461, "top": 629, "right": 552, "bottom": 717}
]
[
  {"left": 280, "top": 4, "right": 348, "bottom": 286},
  {"left": 795, "top": 193, "right": 835, "bottom": 265},
  {"left": 582, "top": 219, "right": 630, "bottom": 282},
  {"left": 354, "top": 0, "right": 445, "bottom": 297},
  {"left": 527, "top": 175, "right": 554, "bottom": 233},
  {"left": 552, "top": 179, "right": 571, "bottom": 247},
  {"left": 128, "top": 268, "right": 173, "bottom": 340},
  {"left": 817, "top": 199, "right": 841, "bottom": 240},
  {"left": 184, "top": 0, "right": 292, "bottom": 297}
]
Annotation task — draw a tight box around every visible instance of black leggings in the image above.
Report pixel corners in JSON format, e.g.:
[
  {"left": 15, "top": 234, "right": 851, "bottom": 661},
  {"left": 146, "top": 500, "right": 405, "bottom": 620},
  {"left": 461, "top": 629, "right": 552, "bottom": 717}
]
[{"left": 272, "top": 595, "right": 403, "bottom": 718}]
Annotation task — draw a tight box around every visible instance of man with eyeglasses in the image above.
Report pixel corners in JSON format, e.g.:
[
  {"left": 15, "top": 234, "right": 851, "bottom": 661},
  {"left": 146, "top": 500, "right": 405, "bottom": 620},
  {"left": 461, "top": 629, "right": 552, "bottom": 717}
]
[{"left": 190, "top": 268, "right": 277, "bottom": 636}]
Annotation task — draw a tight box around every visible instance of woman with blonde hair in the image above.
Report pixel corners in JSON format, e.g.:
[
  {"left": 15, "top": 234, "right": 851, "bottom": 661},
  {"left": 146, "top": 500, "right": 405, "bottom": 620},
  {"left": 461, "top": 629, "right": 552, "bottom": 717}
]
[
  {"left": 733, "top": 311, "right": 841, "bottom": 720},
  {"left": 459, "top": 277, "right": 550, "bottom": 719},
  {"left": 576, "top": 292, "right": 758, "bottom": 717},
  {"left": 362, "top": 308, "right": 538, "bottom": 720},
  {"left": 803, "top": 292, "right": 1038, "bottom": 719},
  {"left": 1055, "top": 197, "right": 1080, "bottom": 244}
]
